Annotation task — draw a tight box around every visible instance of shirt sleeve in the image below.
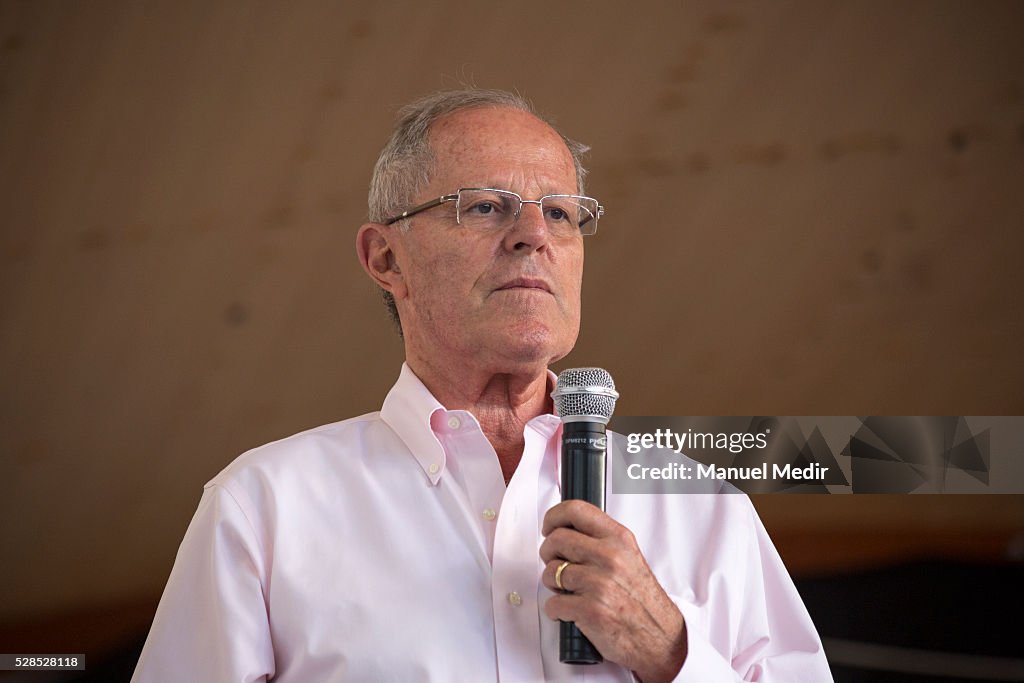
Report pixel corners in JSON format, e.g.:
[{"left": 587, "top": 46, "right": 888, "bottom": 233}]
[
  {"left": 672, "top": 500, "right": 833, "bottom": 682},
  {"left": 132, "top": 483, "right": 275, "bottom": 683}
]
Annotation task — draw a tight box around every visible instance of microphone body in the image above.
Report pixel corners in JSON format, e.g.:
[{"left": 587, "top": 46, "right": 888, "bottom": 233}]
[
  {"left": 559, "top": 420, "right": 607, "bottom": 664},
  {"left": 551, "top": 368, "right": 619, "bottom": 665}
]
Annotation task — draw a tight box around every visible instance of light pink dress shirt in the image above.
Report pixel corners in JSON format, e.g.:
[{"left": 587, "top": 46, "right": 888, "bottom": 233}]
[{"left": 132, "top": 364, "right": 832, "bottom": 681}]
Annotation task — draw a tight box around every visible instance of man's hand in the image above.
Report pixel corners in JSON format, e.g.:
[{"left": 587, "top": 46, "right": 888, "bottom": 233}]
[{"left": 540, "top": 500, "right": 687, "bottom": 683}]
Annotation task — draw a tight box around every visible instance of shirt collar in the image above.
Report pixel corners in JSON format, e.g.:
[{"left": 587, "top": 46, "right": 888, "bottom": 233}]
[
  {"left": 380, "top": 363, "right": 562, "bottom": 486},
  {"left": 380, "top": 363, "right": 448, "bottom": 486}
]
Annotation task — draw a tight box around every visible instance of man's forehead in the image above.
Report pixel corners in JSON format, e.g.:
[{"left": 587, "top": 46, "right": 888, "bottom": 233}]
[{"left": 426, "top": 107, "right": 576, "bottom": 187}]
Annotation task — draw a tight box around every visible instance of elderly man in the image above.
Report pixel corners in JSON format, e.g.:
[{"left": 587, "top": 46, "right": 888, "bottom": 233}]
[{"left": 133, "top": 89, "right": 831, "bottom": 682}]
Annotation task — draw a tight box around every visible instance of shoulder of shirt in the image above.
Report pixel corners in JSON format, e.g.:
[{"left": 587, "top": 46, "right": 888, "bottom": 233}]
[{"left": 205, "top": 410, "right": 389, "bottom": 489}]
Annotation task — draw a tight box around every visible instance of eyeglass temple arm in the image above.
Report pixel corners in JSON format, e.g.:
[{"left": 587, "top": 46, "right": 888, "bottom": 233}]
[
  {"left": 578, "top": 205, "right": 605, "bottom": 229},
  {"left": 383, "top": 194, "right": 459, "bottom": 225}
]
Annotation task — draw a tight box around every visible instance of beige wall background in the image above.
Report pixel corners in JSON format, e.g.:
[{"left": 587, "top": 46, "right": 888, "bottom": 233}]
[{"left": 2, "top": 0, "right": 1023, "bottom": 639}]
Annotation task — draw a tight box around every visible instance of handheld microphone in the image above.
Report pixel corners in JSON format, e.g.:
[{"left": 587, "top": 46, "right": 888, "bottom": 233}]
[{"left": 550, "top": 367, "right": 619, "bottom": 665}]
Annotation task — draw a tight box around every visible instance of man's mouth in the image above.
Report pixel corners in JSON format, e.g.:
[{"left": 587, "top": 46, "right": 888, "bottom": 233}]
[{"left": 496, "top": 278, "right": 552, "bottom": 293}]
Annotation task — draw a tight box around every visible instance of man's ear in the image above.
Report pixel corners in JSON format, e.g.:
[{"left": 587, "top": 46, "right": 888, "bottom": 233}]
[{"left": 356, "top": 223, "right": 407, "bottom": 300}]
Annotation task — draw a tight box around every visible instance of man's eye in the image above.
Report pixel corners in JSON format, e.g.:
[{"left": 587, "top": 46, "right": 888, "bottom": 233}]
[
  {"left": 467, "top": 202, "right": 497, "bottom": 215},
  {"left": 547, "top": 207, "right": 568, "bottom": 221}
]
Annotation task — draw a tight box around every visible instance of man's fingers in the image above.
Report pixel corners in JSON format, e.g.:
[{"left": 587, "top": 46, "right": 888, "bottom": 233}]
[
  {"left": 539, "top": 525, "right": 600, "bottom": 564},
  {"left": 542, "top": 558, "right": 586, "bottom": 593},
  {"left": 542, "top": 584, "right": 619, "bottom": 629},
  {"left": 543, "top": 591, "right": 586, "bottom": 622},
  {"left": 540, "top": 526, "right": 630, "bottom": 579},
  {"left": 542, "top": 499, "right": 623, "bottom": 538}
]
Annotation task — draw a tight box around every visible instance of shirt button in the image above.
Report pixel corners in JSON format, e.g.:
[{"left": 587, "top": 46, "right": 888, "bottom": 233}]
[
  {"left": 482, "top": 508, "right": 496, "bottom": 521},
  {"left": 447, "top": 416, "right": 461, "bottom": 430},
  {"left": 428, "top": 463, "right": 440, "bottom": 475},
  {"left": 507, "top": 591, "right": 522, "bottom": 606}
]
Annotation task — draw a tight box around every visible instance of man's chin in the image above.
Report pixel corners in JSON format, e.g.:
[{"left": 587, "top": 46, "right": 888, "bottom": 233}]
[{"left": 489, "top": 324, "right": 576, "bottom": 367}]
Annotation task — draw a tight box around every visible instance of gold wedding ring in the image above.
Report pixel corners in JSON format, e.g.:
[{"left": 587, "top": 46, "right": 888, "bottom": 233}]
[{"left": 554, "top": 560, "right": 571, "bottom": 592}]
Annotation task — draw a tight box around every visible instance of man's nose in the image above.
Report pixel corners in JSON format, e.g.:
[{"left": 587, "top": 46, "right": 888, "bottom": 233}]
[{"left": 503, "top": 201, "right": 550, "bottom": 253}]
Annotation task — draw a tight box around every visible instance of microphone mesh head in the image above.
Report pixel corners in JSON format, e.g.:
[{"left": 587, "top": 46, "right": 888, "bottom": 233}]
[{"left": 552, "top": 367, "right": 619, "bottom": 423}]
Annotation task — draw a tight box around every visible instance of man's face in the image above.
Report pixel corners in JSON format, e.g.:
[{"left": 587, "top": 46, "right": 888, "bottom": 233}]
[{"left": 391, "top": 107, "right": 585, "bottom": 370}]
